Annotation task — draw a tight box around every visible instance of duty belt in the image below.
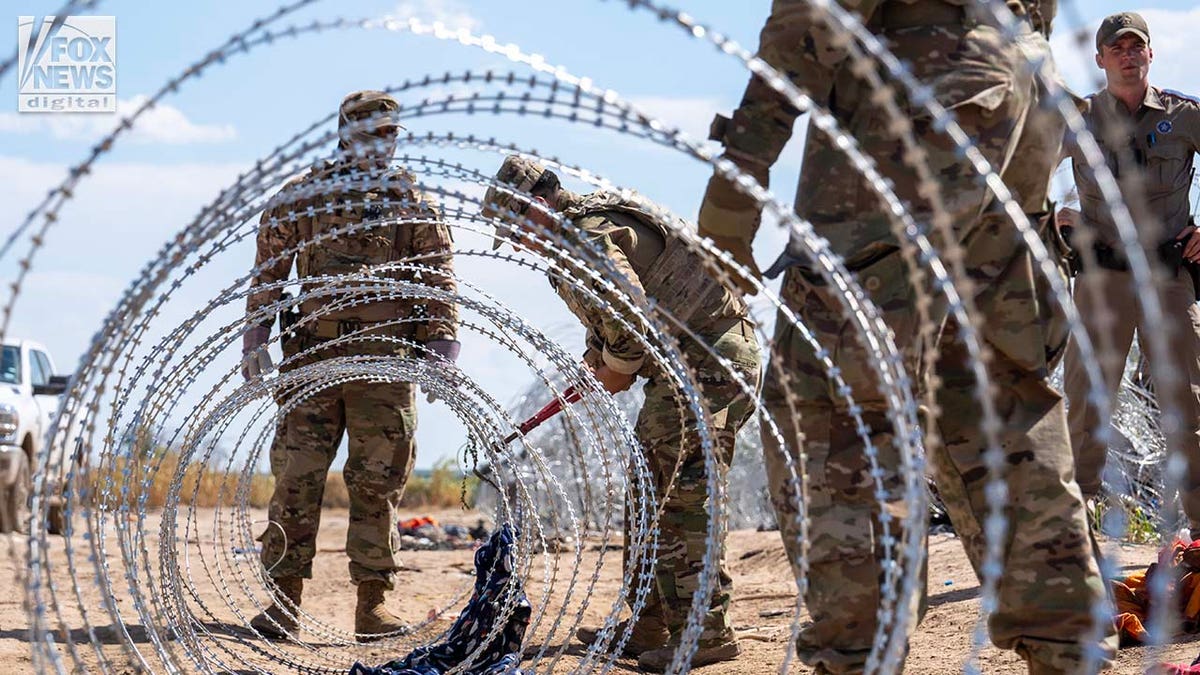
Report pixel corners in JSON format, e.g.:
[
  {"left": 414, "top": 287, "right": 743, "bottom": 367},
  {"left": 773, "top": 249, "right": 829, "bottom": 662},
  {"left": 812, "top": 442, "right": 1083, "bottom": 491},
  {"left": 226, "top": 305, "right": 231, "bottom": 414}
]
[
  {"left": 1087, "top": 240, "right": 1186, "bottom": 274},
  {"left": 310, "top": 318, "right": 395, "bottom": 340}
]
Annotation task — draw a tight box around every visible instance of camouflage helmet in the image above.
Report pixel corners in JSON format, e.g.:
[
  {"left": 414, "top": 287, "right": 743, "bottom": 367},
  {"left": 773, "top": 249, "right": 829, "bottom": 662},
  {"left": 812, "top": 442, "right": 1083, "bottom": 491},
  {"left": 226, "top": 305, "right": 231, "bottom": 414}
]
[
  {"left": 338, "top": 90, "right": 403, "bottom": 136},
  {"left": 482, "top": 155, "right": 550, "bottom": 250}
]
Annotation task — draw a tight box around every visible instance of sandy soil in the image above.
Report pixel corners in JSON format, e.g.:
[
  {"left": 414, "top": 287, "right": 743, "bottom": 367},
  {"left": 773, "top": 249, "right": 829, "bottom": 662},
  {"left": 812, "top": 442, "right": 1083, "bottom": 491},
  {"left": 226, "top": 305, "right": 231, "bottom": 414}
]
[{"left": 3, "top": 508, "right": 1199, "bottom": 674}]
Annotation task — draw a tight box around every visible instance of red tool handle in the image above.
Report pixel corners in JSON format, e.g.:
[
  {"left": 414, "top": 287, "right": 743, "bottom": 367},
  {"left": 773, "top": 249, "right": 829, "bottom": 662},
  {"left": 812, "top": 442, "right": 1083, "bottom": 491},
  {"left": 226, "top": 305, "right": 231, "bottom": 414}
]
[{"left": 502, "top": 385, "right": 582, "bottom": 444}]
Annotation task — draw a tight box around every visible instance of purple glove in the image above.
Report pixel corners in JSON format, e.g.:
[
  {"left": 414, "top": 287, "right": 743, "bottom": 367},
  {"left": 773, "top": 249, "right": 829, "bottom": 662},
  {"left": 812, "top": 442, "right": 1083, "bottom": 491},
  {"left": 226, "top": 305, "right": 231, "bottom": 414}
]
[
  {"left": 422, "top": 340, "right": 461, "bottom": 403},
  {"left": 423, "top": 339, "right": 461, "bottom": 364},
  {"left": 241, "top": 325, "right": 273, "bottom": 381}
]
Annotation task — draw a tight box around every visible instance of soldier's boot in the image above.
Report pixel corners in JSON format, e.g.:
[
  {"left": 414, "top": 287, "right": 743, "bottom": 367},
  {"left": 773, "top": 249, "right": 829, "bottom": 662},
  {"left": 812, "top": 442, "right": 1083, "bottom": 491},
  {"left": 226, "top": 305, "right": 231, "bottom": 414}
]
[
  {"left": 355, "top": 579, "right": 410, "bottom": 642},
  {"left": 636, "top": 631, "right": 742, "bottom": 672},
  {"left": 576, "top": 615, "right": 670, "bottom": 657},
  {"left": 249, "top": 576, "right": 303, "bottom": 639}
]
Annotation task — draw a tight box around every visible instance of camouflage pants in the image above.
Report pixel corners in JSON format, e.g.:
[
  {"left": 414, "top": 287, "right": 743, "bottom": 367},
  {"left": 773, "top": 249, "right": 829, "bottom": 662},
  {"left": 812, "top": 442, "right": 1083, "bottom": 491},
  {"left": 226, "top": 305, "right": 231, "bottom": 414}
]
[
  {"left": 762, "top": 65, "right": 1115, "bottom": 674},
  {"left": 261, "top": 330, "right": 418, "bottom": 588},
  {"left": 625, "top": 318, "right": 761, "bottom": 644},
  {"left": 1063, "top": 267, "right": 1200, "bottom": 530},
  {"left": 266, "top": 330, "right": 304, "bottom": 478}
]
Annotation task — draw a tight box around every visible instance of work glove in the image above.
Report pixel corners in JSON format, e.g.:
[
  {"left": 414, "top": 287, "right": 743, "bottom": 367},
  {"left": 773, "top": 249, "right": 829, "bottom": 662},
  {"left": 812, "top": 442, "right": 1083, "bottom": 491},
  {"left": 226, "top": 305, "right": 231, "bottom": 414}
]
[
  {"left": 241, "top": 325, "right": 274, "bottom": 381},
  {"left": 422, "top": 339, "right": 461, "bottom": 403}
]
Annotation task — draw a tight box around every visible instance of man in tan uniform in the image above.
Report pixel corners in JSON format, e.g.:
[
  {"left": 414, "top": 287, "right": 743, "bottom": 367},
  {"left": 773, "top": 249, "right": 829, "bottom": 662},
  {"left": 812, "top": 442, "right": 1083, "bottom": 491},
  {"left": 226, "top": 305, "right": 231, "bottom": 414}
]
[
  {"left": 697, "top": 1, "right": 1115, "bottom": 672},
  {"left": 1060, "top": 12, "right": 1200, "bottom": 537},
  {"left": 243, "top": 90, "right": 459, "bottom": 641},
  {"left": 484, "top": 156, "right": 762, "bottom": 671}
]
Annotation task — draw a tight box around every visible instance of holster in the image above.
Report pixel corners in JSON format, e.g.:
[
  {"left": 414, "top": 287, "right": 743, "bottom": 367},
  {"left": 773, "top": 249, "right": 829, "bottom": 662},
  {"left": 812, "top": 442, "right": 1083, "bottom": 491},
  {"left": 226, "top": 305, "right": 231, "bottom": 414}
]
[
  {"left": 1050, "top": 218, "right": 1080, "bottom": 277},
  {"left": 1038, "top": 205, "right": 1078, "bottom": 278},
  {"left": 278, "top": 292, "right": 300, "bottom": 342},
  {"left": 412, "top": 303, "right": 431, "bottom": 343}
]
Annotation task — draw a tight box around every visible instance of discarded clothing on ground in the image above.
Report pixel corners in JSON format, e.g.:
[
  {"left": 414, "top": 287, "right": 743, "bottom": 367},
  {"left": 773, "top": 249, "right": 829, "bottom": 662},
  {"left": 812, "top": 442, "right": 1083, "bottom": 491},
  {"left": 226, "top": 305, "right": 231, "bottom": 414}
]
[
  {"left": 350, "top": 524, "right": 530, "bottom": 675},
  {"left": 1111, "top": 537, "right": 1200, "bottom": 645},
  {"left": 1157, "top": 658, "right": 1200, "bottom": 675},
  {"left": 398, "top": 517, "right": 490, "bottom": 551}
]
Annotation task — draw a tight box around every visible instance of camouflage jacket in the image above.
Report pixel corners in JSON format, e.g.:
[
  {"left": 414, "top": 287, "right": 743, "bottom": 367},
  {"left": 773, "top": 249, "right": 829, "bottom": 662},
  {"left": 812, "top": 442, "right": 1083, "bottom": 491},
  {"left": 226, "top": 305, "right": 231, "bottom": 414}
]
[
  {"left": 246, "top": 161, "right": 458, "bottom": 341},
  {"left": 551, "top": 190, "right": 747, "bottom": 376},
  {"left": 698, "top": 0, "right": 1057, "bottom": 260},
  {"left": 1068, "top": 86, "right": 1200, "bottom": 249}
]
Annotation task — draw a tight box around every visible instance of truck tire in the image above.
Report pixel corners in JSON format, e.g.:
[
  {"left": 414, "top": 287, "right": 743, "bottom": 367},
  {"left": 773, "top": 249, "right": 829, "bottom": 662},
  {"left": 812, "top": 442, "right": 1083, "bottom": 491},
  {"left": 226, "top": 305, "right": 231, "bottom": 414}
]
[{"left": 0, "top": 450, "right": 30, "bottom": 535}]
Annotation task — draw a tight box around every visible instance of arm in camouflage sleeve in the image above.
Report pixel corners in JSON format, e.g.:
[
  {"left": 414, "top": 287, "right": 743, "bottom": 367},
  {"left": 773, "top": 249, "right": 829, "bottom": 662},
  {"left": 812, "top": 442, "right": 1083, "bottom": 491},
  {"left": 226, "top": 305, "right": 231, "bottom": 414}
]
[
  {"left": 698, "top": 0, "right": 883, "bottom": 243},
  {"left": 410, "top": 199, "right": 459, "bottom": 342},
  {"left": 245, "top": 189, "right": 302, "bottom": 327},
  {"left": 581, "top": 217, "right": 651, "bottom": 376},
  {"left": 582, "top": 327, "right": 604, "bottom": 370}
]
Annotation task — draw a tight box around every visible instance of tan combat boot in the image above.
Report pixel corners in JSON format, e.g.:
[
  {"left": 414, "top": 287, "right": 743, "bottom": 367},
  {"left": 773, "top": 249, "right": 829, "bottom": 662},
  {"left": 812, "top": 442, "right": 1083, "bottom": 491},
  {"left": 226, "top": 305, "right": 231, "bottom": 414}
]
[
  {"left": 636, "top": 632, "right": 742, "bottom": 672},
  {"left": 249, "top": 576, "right": 303, "bottom": 639},
  {"left": 355, "top": 579, "right": 410, "bottom": 642},
  {"left": 576, "top": 615, "right": 670, "bottom": 657}
]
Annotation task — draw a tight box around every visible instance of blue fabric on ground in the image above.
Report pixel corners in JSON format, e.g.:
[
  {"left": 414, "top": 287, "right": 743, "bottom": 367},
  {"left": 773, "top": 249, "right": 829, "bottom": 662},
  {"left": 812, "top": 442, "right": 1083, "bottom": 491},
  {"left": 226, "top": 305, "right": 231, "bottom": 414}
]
[{"left": 350, "top": 524, "right": 530, "bottom": 675}]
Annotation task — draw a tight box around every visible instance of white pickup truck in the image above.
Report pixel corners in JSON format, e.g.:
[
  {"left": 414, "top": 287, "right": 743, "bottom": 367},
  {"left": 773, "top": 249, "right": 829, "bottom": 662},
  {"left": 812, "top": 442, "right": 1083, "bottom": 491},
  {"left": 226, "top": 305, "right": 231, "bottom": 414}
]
[{"left": 0, "top": 339, "right": 71, "bottom": 534}]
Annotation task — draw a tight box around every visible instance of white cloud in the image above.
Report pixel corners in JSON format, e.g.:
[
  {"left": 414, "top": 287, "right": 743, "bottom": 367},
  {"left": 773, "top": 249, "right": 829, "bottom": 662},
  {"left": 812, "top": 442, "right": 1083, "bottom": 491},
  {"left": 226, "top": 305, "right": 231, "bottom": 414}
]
[
  {"left": 0, "top": 94, "right": 237, "bottom": 145},
  {"left": 392, "top": 0, "right": 482, "bottom": 33},
  {"left": 628, "top": 95, "right": 726, "bottom": 141}
]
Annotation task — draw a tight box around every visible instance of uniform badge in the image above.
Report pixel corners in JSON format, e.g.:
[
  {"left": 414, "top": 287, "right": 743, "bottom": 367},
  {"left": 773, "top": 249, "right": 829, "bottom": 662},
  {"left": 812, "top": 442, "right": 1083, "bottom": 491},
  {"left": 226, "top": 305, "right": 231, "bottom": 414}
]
[{"left": 1157, "top": 120, "right": 1174, "bottom": 135}]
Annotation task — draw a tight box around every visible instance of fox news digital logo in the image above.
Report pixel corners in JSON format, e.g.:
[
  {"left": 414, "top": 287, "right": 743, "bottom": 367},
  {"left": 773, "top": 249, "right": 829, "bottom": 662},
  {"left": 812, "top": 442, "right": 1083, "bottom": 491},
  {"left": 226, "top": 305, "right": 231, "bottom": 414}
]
[{"left": 17, "top": 16, "right": 116, "bottom": 113}]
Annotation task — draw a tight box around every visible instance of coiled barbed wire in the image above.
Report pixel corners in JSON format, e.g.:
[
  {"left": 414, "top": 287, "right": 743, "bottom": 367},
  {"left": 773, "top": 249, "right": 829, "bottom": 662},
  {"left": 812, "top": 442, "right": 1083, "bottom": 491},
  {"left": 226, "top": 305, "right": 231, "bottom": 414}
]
[{"left": 5, "top": 1, "right": 1187, "bottom": 674}]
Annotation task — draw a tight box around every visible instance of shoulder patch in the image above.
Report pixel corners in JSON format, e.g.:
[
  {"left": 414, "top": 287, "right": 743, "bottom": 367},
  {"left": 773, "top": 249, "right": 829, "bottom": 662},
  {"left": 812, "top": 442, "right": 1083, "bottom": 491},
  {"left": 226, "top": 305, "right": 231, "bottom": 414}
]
[{"left": 1162, "top": 88, "right": 1200, "bottom": 105}]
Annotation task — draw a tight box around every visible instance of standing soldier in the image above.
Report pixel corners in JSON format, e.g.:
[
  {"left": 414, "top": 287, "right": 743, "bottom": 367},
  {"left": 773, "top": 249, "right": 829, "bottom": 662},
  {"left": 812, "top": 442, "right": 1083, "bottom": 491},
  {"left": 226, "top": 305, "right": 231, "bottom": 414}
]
[
  {"left": 483, "top": 155, "right": 762, "bottom": 671},
  {"left": 1059, "top": 13, "right": 1200, "bottom": 537},
  {"left": 697, "top": 2, "right": 1116, "bottom": 673},
  {"left": 241, "top": 90, "right": 459, "bottom": 641}
]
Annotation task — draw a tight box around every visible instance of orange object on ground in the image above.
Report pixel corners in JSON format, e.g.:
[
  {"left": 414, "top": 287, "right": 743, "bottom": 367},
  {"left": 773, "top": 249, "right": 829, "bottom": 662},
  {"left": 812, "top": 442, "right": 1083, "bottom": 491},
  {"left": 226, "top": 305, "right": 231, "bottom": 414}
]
[
  {"left": 398, "top": 516, "right": 439, "bottom": 531},
  {"left": 1111, "top": 538, "right": 1200, "bottom": 647}
]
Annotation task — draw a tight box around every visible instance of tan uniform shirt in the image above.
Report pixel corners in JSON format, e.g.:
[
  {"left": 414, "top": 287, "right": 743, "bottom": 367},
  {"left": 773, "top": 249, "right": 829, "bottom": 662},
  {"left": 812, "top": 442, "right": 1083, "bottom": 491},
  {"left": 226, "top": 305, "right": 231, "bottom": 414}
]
[{"left": 1069, "top": 86, "right": 1200, "bottom": 249}]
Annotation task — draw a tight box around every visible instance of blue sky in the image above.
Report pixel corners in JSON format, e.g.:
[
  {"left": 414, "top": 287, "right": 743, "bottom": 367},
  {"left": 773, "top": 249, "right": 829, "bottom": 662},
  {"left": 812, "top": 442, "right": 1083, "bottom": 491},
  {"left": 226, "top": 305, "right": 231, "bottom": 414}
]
[{"left": 2, "top": 0, "right": 1199, "bottom": 471}]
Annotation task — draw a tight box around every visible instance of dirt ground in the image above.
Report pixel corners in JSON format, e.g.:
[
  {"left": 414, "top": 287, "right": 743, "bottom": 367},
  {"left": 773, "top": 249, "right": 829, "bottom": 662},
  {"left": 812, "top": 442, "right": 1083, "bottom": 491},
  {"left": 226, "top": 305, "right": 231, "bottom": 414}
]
[{"left": 3, "top": 507, "right": 1199, "bottom": 674}]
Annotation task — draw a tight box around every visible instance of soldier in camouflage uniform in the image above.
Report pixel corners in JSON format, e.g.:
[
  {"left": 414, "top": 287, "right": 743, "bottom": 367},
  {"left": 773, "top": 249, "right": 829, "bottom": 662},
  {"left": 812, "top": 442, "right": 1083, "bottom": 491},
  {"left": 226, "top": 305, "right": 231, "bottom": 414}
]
[
  {"left": 697, "top": 2, "right": 1116, "bottom": 673},
  {"left": 242, "top": 90, "right": 459, "bottom": 642},
  {"left": 483, "top": 156, "right": 762, "bottom": 671}
]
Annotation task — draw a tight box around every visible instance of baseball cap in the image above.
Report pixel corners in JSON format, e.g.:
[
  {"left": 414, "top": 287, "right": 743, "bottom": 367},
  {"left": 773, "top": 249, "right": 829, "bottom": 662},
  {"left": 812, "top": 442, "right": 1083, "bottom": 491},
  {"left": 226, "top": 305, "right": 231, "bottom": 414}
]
[{"left": 1096, "top": 12, "right": 1150, "bottom": 52}]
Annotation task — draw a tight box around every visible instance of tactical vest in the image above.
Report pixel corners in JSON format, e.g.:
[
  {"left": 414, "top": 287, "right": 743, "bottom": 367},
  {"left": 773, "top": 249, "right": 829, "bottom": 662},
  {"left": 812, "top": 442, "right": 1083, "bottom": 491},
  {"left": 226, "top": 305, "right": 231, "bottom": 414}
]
[
  {"left": 294, "top": 163, "right": 423, "bottom": 325},
  {"left": 563, "top": 192, "right": 745, "bottom": 330}
]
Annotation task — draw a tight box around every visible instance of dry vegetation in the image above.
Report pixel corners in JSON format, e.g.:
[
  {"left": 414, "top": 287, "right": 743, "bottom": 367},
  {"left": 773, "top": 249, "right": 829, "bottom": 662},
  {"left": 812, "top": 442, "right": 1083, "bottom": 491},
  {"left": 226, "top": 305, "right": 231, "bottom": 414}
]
[{"left": 89, "top": 441, "right": 480, "bottom": 512}]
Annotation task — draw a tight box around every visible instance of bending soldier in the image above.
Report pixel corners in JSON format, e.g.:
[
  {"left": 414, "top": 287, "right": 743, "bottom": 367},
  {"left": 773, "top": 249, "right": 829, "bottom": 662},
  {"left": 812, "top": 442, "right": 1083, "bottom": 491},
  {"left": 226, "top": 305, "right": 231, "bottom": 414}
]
[
  {"left": 242, "top": 90, "right": 459, "bottom": 642},
  {"left": 698, "top": 2, "right": 1116, "bottom": 673},
  {"left": 483, "top": 156, "right": 761, "bottom": 671}
]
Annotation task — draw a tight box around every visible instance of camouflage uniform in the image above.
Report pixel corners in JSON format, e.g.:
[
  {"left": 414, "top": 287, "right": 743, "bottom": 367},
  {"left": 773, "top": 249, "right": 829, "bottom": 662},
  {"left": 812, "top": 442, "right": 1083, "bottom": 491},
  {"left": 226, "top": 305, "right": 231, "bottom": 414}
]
[
  {"left": 484, "top": 163, "right": 762, "bottom": 652},
  {"left": 698, "top": 1, "right": 1115, "bottom": 672},
  {"left": 249, "top": 148, "right": 457, "bottom": 589},
  {"left": 1061, "top": 84, "right": 1200, "bottom": 531},
  {"left": 557, "top": 190, "right": 761, "bottom": 646}
]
